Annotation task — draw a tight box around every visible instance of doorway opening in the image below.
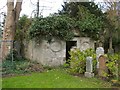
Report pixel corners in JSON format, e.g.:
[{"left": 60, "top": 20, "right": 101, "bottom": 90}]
[{"left": 66, "top": 41, "right": 77, "bottom": 63}]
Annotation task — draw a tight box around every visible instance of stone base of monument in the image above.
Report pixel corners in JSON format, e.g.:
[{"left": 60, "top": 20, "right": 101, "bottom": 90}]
[{"left": 85, "top": 72, "right": 94, "bottom": 78}]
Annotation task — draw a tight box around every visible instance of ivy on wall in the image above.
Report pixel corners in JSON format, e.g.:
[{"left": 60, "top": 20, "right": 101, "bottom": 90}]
[
  {"left": 29, "top": 15, "right": 75, "bottom": 42},
  {"left": 29, "top": 6, "right": 104, "bottom": 43}
]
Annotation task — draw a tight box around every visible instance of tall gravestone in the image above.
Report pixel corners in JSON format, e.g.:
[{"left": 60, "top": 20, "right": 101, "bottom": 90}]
[
  {"left": 85, "top": 56, "right": 94, "bottom": 78},
  {"left": 96, "top": 47, "right": 104, "bottom": 69},
  {"left": 98, "top": 55, "right": 107, "bottom": 77},
  {"left": 14, "top": 41, "right": 21, "bottom": 58}
]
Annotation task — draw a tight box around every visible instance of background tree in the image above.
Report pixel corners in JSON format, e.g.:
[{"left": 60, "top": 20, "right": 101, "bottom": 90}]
[
  {"left": 59, "top": 2, "right": 103, "bottom": 18},
  {"left": 76, "top": 5, "right": 104, "bottom": 41},
  {"left": 1, "top": 0, "right": 23, "bottom": 59},
  {"left": 60, "top": 1, "right": 120, "bottom": 53},
  {"left": 100, "top": 1, "right": 120, "bottom": 53},
  {"left": 59, "top": 2, "right": 105, "bottom": 47},
  {"left": 15, "top": 15, "right": 32, "bottom": 57}
]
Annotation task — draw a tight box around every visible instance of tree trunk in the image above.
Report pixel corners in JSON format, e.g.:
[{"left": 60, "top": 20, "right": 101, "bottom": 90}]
[{"left": 1, "top": 0, "right": 23, "bottom": 60}]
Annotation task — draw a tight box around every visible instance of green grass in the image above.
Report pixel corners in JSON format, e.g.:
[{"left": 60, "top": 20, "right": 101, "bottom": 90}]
[{"left": 2, "top": 69, "right": 111, "bottom": 88}]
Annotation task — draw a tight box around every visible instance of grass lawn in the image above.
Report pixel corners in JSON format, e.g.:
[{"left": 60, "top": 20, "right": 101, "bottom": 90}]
[{"left": 2, "top": 69, "right": 112, "bottom": 88}]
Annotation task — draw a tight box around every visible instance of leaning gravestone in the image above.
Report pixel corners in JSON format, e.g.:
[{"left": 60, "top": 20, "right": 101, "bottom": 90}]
[
  {"left": 85, "top": 56, "right": 94, "bottom": 78},
  {"left": 96, "top": 47, "right": 104, "bottom": 68},
  {"left": 98, "top": 55, "right": 107, "bottom": 77}
]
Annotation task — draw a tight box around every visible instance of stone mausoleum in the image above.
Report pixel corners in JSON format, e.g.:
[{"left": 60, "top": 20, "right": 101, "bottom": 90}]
[{"left": 24, "top": 36, "right": 94, "bottom": 66}]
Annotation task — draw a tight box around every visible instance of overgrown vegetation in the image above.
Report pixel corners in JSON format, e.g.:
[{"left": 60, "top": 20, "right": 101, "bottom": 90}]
[
  {"left": 66, "top": 48, "right": 120, "bottom": 81},
  {"left": 67, "top": 48, "right": 97, "bottom": 74},
  {"left": 106, "top": 53, "right": 120, "bottom": 80},
  {"left": 2, "top": 51, "right": 43, "bottom": 76},
  {"left": 29, "top": 15, "right": 75, "bottom": 42},
  {"left": 59, "top": 2, "right": 120, "bottom": 53},
  {"left": 15, "top": 15, "right": 32, "bottom": 57},
  {"left": 76, "top": 5, "right": 104, "bottom": 40},
  {"left": 2, "top": 60, "right": 43, "bottom": 76},
  {"left": 59, "top": 2, "right": 105, "bottom": 43},
  {"left": 29, "top": 3, "right": 105, "bottom": 43},
  {"left": 15, "top": 15, "right": 32, "bottom": 41}
]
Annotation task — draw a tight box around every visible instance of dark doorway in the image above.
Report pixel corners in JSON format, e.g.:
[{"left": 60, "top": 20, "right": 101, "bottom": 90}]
[{"left": 66, "top": 41, "right": 77, "bottom": 63}]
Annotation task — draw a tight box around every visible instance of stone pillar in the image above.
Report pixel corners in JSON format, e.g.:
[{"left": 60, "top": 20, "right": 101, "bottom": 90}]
[
  {"left": 96, "top": 47, "right": 104, "bottom": 69},
  {"left": 85, "top": 56, "right": 94, "bottom": 78}
]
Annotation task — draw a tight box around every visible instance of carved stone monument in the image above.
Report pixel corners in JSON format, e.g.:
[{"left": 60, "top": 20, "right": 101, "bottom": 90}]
[
  {"left": 96, "top": 47, "right": 104, "bottom": 68},
  {"left": 85, "top": 56, "right": 94, "bottom": 78},
  {"left": 98, "top": 55, "right": 107, "bottom": 77}
]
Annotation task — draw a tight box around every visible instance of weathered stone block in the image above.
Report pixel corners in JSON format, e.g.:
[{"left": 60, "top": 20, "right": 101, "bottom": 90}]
[{"left": 85, "top": 72, "right": 94, "bottom": 78}]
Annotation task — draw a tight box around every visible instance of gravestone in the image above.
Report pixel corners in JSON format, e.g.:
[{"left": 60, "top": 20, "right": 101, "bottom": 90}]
[
  {"left": 14, "top": 41, "right": 21, "bottom": 58},
  {"left": 98, "top": 55, "right": 107, "bottom": 77},
  {"left": 85, "top": 56, "right": 94, "bottom": 78},
  {"left": 96, "top": 47, "right": 104, "bottom": 68}
]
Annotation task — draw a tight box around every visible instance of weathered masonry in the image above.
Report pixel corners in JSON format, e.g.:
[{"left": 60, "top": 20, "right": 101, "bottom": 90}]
[{"left": 24, "top": 37, "right": 94, "bottom": 66}]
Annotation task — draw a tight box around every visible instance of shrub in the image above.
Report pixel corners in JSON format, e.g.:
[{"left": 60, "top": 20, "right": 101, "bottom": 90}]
[
  {"left": 2, "top": 59, "right": 30, "bottom": 75},
  {"left": 106, "top": 53, "right": 120, "bottom": 79},
  {"left": 4, "top": 49, "right": 19, "bottom": 61},
  {"left": 67, "top": 48, "right": 97, "bottom": 74},
  {"left": 2, "top": 50, "right": 29, "bottom": 75},
  {"left": 2, "top": 56, "right": 44, "bottom": 76}
]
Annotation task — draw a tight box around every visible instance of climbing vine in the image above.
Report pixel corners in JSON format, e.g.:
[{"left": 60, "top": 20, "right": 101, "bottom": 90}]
[
  {"left": 29, "top": 6, "right": 105, "bottom": 43},
  {"left": 29, "top": 15, "right": 75, "bottom": 42}
]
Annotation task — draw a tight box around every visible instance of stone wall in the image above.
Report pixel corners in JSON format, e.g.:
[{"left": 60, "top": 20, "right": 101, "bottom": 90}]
[
  {"left": 72, "top": 37, "right": 94, "bottom": 51},
  {"left": 24, "top": 37, "right": 94, "bottom": 66},
  {"left": 25, "top": 39, "right": 66, "bottom": 66}
]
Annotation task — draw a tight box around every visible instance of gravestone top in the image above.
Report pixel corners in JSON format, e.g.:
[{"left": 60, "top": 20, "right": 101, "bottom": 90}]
[{"left": 96, "top": 47, "right": 104, "bottom": 55}]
